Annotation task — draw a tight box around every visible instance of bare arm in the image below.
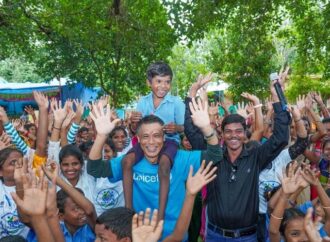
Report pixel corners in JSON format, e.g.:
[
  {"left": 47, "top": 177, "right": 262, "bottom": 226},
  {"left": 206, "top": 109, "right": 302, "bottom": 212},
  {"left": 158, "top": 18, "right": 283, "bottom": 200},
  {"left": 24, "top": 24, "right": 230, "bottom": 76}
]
[
  {"left": 33, "top": 91, "right": 49, "bottom": 157},
  {"left": 164, "top": 161, "right": 217, "bottom": 242},
  {"left": 241, "top": 92, "right": 263, "bottom": 141}
]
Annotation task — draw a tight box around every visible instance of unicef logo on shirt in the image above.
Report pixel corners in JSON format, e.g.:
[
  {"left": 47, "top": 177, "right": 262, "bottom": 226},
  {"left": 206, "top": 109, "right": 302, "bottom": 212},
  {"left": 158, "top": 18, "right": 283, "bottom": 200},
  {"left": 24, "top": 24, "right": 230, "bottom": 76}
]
[
  {"left": 96, "top": 189, "right": 119, "bottom": 209},
  {"left": 1, "top": 212, "right": 25, "bottom": 236}
]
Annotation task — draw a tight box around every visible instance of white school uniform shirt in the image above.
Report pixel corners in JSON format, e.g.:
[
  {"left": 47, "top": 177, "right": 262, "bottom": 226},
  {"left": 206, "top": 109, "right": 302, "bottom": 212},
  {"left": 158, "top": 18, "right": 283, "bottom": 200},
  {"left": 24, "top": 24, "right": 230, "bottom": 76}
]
[
  {"left": 93, "top": 178, "right": 125, "bottom": 216},
  {"left": 259, "top": 148, "right": 292, "bottom": 214},
  {"left": 0, "top": 182, "right": 30, "bottom": 239},
  {"left": 48, "top": 141, "right": 96, "bottom": 202},
  {"left": 48, "top": 141, "right": 124, "bottom": 211}
]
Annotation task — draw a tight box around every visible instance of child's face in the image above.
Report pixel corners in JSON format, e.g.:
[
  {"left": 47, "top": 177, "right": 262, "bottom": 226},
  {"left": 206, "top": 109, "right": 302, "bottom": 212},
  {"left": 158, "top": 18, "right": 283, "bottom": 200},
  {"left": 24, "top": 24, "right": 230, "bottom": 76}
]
[
  {"left": 181, "top": 136, "right": 192, "bottom": 150},
  {"left": 95, "top": 224, "right": 129, "bottom": 242},
  {"left": 28, "top": 125, "right": 37, "bottom": 136},
  {"left": 62, "top": 197, "right": 87, "bottom": 228},
  {"left": 315, "top": 201, "right": 326, "bottom": 223},
  {"left": 112, "top": 130, "right": 126, "bottom": 152},
  {"left": 284, "top": 218, "right": 308, "bottom": 242},
  {"left": 103, "top": 144, "right": 114, "bottom": 160},
  {"left": 148, "top": 75, "right": 171, "bottom": 99},
  {"left": 0, "top": 151, "right": 22, "bottom": 186},
  {"left": 323, "top": 142, "right": 330, "bottom": 161},
  {"left": 60, "top": 155, "right": 82, "bottom": 182}
]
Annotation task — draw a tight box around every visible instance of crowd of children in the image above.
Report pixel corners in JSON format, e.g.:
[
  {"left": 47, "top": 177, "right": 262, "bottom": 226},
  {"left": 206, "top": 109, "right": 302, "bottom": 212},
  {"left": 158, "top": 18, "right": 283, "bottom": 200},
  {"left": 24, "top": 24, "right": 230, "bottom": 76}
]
[{"left": 0, "top": 61, "right": 330, "bottom": 242}]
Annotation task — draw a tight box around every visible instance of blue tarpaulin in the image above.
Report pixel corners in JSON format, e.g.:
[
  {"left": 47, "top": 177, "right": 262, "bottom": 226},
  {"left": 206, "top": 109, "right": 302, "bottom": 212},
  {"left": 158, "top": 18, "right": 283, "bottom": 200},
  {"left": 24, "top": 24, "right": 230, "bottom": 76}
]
[{"left": 0, "top": 79, "right": 101, "bottom": 115}]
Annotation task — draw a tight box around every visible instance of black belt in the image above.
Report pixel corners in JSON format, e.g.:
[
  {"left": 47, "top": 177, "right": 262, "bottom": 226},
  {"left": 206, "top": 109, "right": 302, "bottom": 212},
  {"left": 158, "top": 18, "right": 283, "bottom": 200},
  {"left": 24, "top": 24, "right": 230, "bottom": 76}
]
[{"left": 207, "top": 223, "right": 257, "bottom": 238}]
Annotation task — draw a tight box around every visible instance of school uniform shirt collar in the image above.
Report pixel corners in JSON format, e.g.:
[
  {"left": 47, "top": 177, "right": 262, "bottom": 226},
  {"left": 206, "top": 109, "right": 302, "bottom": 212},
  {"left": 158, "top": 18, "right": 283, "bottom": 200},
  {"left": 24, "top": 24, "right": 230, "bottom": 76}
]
[{"left": 146, "top": 92, "right": 174, "bottom": 103}]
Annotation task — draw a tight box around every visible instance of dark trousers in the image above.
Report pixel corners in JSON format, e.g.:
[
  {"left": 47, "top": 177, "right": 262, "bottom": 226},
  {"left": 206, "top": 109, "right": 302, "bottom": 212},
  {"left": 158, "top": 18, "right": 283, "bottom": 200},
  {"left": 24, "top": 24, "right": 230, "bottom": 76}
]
[
  {"left": 257, "top": 213, "right": 267, "bottom": 242},
  {"left": 188, "top": 192, "right": 202, "bottom": 242}
]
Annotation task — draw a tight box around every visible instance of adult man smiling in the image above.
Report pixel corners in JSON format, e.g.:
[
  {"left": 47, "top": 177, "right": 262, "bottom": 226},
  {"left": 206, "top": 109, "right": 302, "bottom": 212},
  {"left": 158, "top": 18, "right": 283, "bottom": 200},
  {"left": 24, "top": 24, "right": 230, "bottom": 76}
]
[
  {"left": 87, "top": 98, "right": 221, "bottom": 240},
  {"left": 205, "top": 81, "right": 291, "bottom": 241}
]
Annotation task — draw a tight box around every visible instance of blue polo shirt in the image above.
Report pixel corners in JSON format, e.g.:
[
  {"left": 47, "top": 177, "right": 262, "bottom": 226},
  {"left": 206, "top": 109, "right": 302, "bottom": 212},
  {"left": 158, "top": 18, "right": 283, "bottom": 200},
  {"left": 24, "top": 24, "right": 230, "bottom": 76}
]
[
  {"left": 109, "top": 150, "right": 201, "bottom": 240},
  {"left": 137, "top": 92, "right": 185, "bottom": 144},
  {"left": 27, "top": 222, "right": 95, "bottom": 242}
]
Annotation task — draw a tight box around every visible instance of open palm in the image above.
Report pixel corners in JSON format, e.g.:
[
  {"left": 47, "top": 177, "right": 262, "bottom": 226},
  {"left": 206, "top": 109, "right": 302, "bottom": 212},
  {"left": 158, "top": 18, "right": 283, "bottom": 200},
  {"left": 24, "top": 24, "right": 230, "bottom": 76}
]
[
  {"left": 132, "top": 209, "right": 163, "bottom": 242},
  {"left": 186, "top": 160, "right": 217, "bottom": 196},
  {"left": 89, "top": 103, "right": 120, "bottom": 135}
]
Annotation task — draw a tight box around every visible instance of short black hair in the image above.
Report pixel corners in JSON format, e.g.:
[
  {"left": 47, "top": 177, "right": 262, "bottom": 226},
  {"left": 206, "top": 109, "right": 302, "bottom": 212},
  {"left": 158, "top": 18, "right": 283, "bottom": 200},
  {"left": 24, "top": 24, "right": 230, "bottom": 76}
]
[
  {"left": 146, "top": 61, "right": 173, "bottom": 81},
  {"left": 78, "top": 127, "right": 89, "bottom": 133},
  {"left": 136, "top": 115, "right": 165, "bottom": 134},
  {"left": 0, "top": 236, "right": 27, "bottom": 242},
  {"left": 96, "top": 207, "right": 135, "bottom": 240},
  {"left": 56, "top": 188, "right": 84, "bottom": 214},
  {"left": 24, "top": 123, "right": 36, "bottom": 131},
  {"left": 221, "top": 114, "right": 246, "bottom": 131},
  {"left": 59, "top": 144, "right": 84, "bottom": 166},
  {"left": 323, "top": 118, "right": 330, "bottom": 124}
]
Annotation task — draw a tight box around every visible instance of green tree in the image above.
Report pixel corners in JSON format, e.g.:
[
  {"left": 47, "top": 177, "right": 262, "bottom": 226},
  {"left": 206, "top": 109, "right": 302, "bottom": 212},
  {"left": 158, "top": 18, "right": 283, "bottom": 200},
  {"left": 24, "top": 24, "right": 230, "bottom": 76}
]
[
  {"left": 166, "top": 0, "right": 330, "bottom": 101},
  {"left": 0, "top": 0, "right": 176, "bottom": 107},
  {"left": 0, "top": 56, "right": 44, "bottom": 83}
]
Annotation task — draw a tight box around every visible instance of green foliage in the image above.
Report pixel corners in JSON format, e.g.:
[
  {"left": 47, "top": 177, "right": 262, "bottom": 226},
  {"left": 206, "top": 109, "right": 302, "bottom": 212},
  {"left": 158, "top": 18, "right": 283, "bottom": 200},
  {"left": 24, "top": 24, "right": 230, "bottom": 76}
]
[
  {"left": 285, "top": 75, "right": 330, "bottom": 102},
  {"left": 168, "top": 40, "right": 212, "bottom": 97},
  {"left": 0, "top": 0, "right": 176, "bottom": 107},
  {"left": 0, "top": 56, "right": 44, "bottom": 83},
  {"left": 167, "top": 0, "right": 330, "bottom": 101}
]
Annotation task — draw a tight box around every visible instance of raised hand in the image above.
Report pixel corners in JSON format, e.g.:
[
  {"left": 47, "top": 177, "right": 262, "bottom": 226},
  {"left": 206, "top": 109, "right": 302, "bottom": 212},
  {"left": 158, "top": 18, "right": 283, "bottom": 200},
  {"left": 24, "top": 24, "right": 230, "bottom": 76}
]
[
  {"left": 50, "top": 98, "right": 67, "bottom": 124},
  {"left": 189, "top": 97, "right": 210, "bottom": 130},
  {"left": 24, "top": 105, "right": 35, "bottom": 116},
  {"left": 0, "top": 106, "right": 10, "bottom": 124},
  {"left": 288, "top": 105, "right": 302, "bottom": 121},
  {"left": 208, "top": 102, "right": 219, "bottom": 116},
  {"left": 280, "top": 161, "right": 302, "bottom": 196},
  {"left": 89, "top": 103, "right": 120, "bottom": 136},
  {"left": 189, "top": 73, "right": 215, "bottom": 98},
  {"left": 73, "top": 99, "right": 84, "bottom": 122},
  {"left": 278, "top": 66, "right": 290, "bottom": 89},
  {"left": 130, "top": 110, "right": 142, "bottom": 123},
  {"left": 311, "top": 91, "right": 324, "bottom": 106},
  {"left": 301, "top": 166, "right": 320, "bottom": 186},
  {"left": 0, "top": 132, "right": 11, "bottom": 150},
  {"left": 186, "top": 160, "right": 217, "bottom": 196},
  {"left": 305, "top": 93, "right": 313, "bottom": 111},
  {"left": 42, "top": 163, "right": 59, "bottom": 217},
  {"left": 236, "top": 102, "right": 248, "bottom": 119},
  {"left": 304, "top": 208, "right": 323, "bottom": 242},
  {"left": 61, "top": 111, "right": 75, "bottom": 129},
  {"left": 33, "top": 91, "right": 49, "bottom": 110},
  {"left": 11, "top": 168, "right": 48, "bottom": 217},
  {"left": 241, "top": 92, "right": 260, "bottom": 105},
  {"left": 98, "top": 95, "right": 110, "bottom": 107},
  {"left": 296, "top": 94, "right": 306, "bottom": 111},
  {"left": 132, "top": 208, "right": 164, "bottom": 242}
]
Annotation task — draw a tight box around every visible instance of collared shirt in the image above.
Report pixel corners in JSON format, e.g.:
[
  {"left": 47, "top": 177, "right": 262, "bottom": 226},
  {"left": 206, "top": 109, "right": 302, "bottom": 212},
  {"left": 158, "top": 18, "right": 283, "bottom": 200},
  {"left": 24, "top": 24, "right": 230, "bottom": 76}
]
[
  {"left": 27, "top": 222, "right": 95, "bottom": 242},
  {"left": 207, "top": 102, "right": 291, "bottom": 229},
  {"left": 137, "top": 92, "right": 185, "bottom": 144}
]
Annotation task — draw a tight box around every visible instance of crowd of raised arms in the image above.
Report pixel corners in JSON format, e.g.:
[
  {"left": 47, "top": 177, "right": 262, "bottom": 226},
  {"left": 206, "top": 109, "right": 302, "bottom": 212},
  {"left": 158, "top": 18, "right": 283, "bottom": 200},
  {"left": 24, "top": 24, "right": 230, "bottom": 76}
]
[{"left": 0, "top": 61, "right": 330, "bottom": 242}]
